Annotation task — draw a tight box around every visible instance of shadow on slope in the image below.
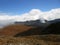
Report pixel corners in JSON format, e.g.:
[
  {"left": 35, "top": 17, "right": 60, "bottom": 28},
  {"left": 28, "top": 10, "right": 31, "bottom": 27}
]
[
  {"left": 14, "top": 26, "right": 45, "bottom": 37},
  {"left": 14, "top": 22, "right": 60, "bottom": 37},
  {"left": 41, "top": 22, "right": 60, "bottom": 34}
]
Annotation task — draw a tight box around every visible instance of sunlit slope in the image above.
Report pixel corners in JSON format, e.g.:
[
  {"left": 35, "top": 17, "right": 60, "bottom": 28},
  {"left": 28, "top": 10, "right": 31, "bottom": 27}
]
[{"left": 0, "top": 24, "right": 33, "bottom": 36}]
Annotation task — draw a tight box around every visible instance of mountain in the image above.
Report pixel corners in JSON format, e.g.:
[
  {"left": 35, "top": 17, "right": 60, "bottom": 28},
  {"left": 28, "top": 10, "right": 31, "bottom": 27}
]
[
  {"left": 41, "top": 19, "right": 60, "bottom": 34},
  {"left": 15, "top": 19, "right": 60, "bottom": 28},
  {"left": 14, "top": 19, "right": 60, "bottom": 37},
  {"left": 0, "top": 19, "right": 60, "bottom": 37},
  {"left": 15, "top": 19, "right": 49, "bottom": 27},
  {"left": 48, "top": 19, "right": 60, "bottom": 24},
  {"left": 0, "top": 19, "right": 47, "bottom": 37},
  {"left": 15, "top": 19, "right": 60, "bottom": 27}
]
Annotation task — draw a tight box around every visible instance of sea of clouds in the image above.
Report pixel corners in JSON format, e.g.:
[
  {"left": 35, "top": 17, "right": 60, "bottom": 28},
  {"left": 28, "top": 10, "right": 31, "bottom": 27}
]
[{"left": 0, "top": 8, "right": 60, "bottom": 27}]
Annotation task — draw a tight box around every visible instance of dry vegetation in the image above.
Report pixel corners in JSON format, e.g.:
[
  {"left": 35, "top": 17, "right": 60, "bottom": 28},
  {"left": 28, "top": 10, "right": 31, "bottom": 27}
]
[
  {"left": 0, "top": 35, "right": 60, "bottom": 45},
  {"left": 0, "top": 24, "right": 33, "bottom": 36}
]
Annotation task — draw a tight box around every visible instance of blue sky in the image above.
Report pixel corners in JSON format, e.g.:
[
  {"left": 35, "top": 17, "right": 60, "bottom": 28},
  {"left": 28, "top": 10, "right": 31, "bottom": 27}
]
[{"left": 0, "top": 0, "right": 60, "bottom": 15}]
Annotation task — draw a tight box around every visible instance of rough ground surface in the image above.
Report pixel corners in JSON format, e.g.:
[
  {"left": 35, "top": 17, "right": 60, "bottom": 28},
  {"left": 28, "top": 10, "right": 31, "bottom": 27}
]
[{"left": 0, "top": 35, "right": 60, "bottom": 45}]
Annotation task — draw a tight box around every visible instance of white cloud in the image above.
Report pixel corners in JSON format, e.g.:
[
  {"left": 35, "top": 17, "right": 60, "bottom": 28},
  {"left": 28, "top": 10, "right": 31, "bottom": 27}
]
[{"left": 0, "top": 8, "right": 60, "bottom": 27}]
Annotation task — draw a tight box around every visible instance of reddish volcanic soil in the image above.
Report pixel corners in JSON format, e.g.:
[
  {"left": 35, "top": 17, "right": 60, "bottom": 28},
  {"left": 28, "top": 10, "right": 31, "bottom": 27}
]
[{"left": 0, "top": 24, "right": 33, "bottom": 37}]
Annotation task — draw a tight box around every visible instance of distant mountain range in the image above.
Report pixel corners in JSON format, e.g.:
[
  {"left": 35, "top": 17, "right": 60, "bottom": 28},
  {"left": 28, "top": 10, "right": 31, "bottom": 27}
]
[
  {"left": 48, "top": 19, "right": 60, "bottom": 23},
  {"left": 15, "top": 19, "right": 49, "bottom": 27},
  {"left": 15, "top": 19, "right": 60, "bottom": 27}
]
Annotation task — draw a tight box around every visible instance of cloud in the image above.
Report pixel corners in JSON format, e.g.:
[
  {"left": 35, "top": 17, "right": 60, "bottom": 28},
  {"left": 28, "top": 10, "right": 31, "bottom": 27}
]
[{"left": 0, "top": 8, "right": 60, "bottom": 27}]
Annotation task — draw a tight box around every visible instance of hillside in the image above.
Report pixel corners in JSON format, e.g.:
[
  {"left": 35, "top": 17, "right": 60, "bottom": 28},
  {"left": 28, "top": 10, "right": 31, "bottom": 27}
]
[
  {"left": 0, "top": 21, "right": 60, "bottom": 37},
  {"left": 14, "top": 26, "right": 44, "bottom": 37},
  {"left": 41, "top": 21, "right": 60, "bottom": 34},
  {"left": 0, "top": 24, "right": 33, "bottom": 37},
  {"left": 14, "top": 21, "right": 60, "bottom": 37}
]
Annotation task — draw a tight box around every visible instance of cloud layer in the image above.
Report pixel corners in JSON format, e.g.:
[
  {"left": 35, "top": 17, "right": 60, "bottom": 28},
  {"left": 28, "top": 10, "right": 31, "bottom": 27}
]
[{"left": 0, "top": 8, "right": 60, "bottom": 27}]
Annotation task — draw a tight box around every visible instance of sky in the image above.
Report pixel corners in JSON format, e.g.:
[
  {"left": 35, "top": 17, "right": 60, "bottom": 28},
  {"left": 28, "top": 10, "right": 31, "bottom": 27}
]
[
  {"left": 0, "top": 0, "right": 60, "bottom": 15},
  {"left": 0, "top": 0, "right": 60, "bottom": 27}
]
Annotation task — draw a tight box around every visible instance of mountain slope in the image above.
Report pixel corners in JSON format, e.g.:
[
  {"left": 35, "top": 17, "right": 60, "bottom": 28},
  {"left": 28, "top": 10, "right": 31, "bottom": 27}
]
[
  {"left": 0, "top": 19, "right": 60, "bottom": 37},
  {"left": 42, "top": 21, "right": 60, "bottom": 34},
  {"left": 0, "top": 24, "right": 33, "bottom": 37},
  {"left": 14, "top": 19, "right": 60, "bottom": 37}
]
